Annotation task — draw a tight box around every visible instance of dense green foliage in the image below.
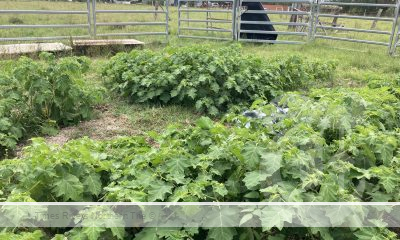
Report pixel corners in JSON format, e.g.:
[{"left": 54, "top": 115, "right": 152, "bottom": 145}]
[
  {"left": 102, "top": 45, "right": 337, "bottom": 115},
  {"left": 0, "top": 53, "right": 102, "bottom": 157},
  {"left": 1, "top": 81, "right": 400, "bottom": 239}
]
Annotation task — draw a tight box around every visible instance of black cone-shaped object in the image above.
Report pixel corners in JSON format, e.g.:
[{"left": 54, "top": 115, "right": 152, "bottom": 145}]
[{"left": 240, "top": 2, "right": 278, "bottom": 41}]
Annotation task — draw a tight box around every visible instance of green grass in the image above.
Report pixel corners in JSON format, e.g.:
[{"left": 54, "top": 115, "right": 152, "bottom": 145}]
[{"left": 113, "top": 100, "right": 201, "bottom": 132}]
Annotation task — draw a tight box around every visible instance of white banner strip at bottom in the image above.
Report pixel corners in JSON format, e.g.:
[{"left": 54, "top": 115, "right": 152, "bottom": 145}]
[{"left": 0, "top": 203, "right": 399, "bottom": 228}]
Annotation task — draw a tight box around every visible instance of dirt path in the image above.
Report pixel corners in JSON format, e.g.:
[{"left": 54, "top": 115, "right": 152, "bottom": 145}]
[
  {"left": 45, "top": 104, "right": 140, "bottom": 146},
  {"left": 12, "top": 105, "right": 139, "bottom": 158}
]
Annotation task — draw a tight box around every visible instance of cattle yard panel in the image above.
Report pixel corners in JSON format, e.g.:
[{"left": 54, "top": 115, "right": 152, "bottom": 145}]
[
  {"left": 178, "top": 0, "right": 236, "bottom": 41},
  {"left": 314, "top": 0, "right": 400, "bottom": 54},
  {"left": 1, "top": 0, "right": 400, "bottom": 55},
  {"left": 92, "top": 0, "right": 169, "bottom": 41},
  {"left": 237, "top": 0, "right": 314, "bottom": 44},
  {"left": 0, "top": 1, "right": 92, "bottom": 42}
]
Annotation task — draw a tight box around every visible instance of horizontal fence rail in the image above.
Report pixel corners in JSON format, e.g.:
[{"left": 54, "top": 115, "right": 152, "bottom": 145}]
[
  {"left": 0, "top": 10, "right": 88, "bottom": 14},
  {"left": 320, "top": 2, "right": 396, "bottom": 7}
]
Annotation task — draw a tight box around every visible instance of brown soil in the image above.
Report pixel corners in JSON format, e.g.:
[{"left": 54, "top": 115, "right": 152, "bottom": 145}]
[
  {"left": 12, "top": 104, "right": 139, "bottom": 158},
  {"left": 45, "top": 104, "right": 140, "bottom": 146}
]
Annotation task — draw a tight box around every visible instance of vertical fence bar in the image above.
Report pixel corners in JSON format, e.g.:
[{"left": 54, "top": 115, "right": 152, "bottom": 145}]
[
  {"left": 206, "top": 5, "right": 212, "bottom": 34},
  {"left": 237, "top": 0, "right": 242, "bottom": 41},
  {"left": 312, "top": 0, "right": 320, "bottom": 40},
  {"left": 307, "top": 0, "right": 314, "bottom": 41},
  {"left": 232, "top": 0, "right": 237, "bottom": 40},
  {"left": 92, "top": 0, "right": 97, "bottom": 38},
  {"left": 392, "top": 21, "right": 400, "bottom": 55},
  {"left": 86, "top": 0, "right": 92, "bottom": 37},
  {"left": 187, "top": 3, "right": 189, "bottom": 27},
  {"left": 389, "top": 0, "right": 400, "bottom": 55},
  {"left": 165, "top": 0, "right": 169, "bottom": 42},
  {"left": 178, "top": 0, "right": 181, "bottom": 36}
]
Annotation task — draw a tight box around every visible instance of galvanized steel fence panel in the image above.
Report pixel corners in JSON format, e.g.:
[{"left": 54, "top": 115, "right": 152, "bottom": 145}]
[
  {"left": 237, "top": 0, "right": 314, "bottom": 44},
  {"left": 314, "top": 0, "right": 400, "bottom": 54},
  {"left": 178, "top": 0, "right": 236, "bottom": 41},
  {"left": 0, "top": 1, "right": 92, "bottom": 42},
  {"left": 92, "top": 0, "right": 169, "bottom": 40},
  {"left": 177, "top": 0, "right": 400, "bottom": 55},
  {"left": 0, "top": 0, "right": 169, "bottom": 43},
  {"left": 1, "top": 0, "right": 400, "bottom": 55}
]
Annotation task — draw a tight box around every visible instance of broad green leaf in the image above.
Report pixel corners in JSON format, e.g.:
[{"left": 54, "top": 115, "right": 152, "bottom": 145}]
[
  {"left": 51, "top": 234, "right": 66, "bottom": 240},
  {"left": 83, "top": 173, "right": 102, "bottom": 196},
  {"left": 147, "top": 181, "right": 173, "bottom": 201},
  {"left": 354, "top": 228, "right": 388, "bottom": 240},
  {"left": 205, "top": 207, "right": 239, "bottom": 227},
  {"left": 379, "top": 174, "right": 398, "bottom": 193},
  {"left": 370, "top": 166, "right": 399, "bottom": 193},
  {"left": 325, "top": 205, "right": 352, "bottom": 226},
  {"left": 111, "top": 227, "right": 125, "bottom": 240},
  {"left": 187, "top": 88, "right": 197, "bottom": 99},
  {"left": 225, "top": 176, "right": 241, "bottom": 197},
  {"left": 52, "top": 174, "right": 84, "bottom": 201},
  {"left": 260, "top": 206, "right": 293, "bottom": 230},
  {"left": 260, "top": 152, "right": 282, "bottom": 175},
  {"left": 244, "top": 191, "right": 260, "bottom": 199},
  {"left": 213, "top": 183, "right": 228, "bottom": 197},
  {"left": 239, "top": 213, "right": 254, "bottom": 226},
  {"left": 376, "top": 142, "right": 395, "bottom": 166},
  {"left": 1, "top": 205, "right": 31, "bottom": 225},
  {"left": 82, "top": 227, "right": 106, "bottom": 240},
  {"left": 154, "top": 228, "right": 184, "bottom": 239},
  {"left": 310, "top": 228, "right": 333, "bottom": 240},
  {"left": 242, "top": 142, "right": 266, "bottom": 170},
  {"left": 207, "top": 228, "right": 237, "bottom": 240},
  {"left": 196, "top": 117, "right": 214, "bottom": 130},
  {"left": 242, "top": 171, "right": 270, "bottom": 189},
  {"left": 318, "top": 176, "right": 339, "bottom": 201},
  {"left": 134, "top": 228, "right": 160, "bottom": 240},
  {"left": 368, "top": 190, "right": 393, "bottom": 202},
  {"left": 166, "top": 157, "right": 190, "bottom": 176}
]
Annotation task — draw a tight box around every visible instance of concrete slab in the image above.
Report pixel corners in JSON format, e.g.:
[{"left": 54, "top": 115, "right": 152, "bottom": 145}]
[
  {"left": 72, "top": 39, "right": 144, "bottom": 55},
  {"left": 0, "top": 43, "right": 72, "bottom": 56}
]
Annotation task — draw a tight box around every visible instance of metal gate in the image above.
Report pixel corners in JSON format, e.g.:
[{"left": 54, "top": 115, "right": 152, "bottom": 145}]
[
  {"left": 314, "top": 0, "right": 400, "bottom": 54},
  {"left": 237, "top": 0, "right": 314, "bottom": 44},
  {"left": 91, "top": 0, "right": 169, "bottom": 41},
  {"left": 2, "top": 0, "right": 400, "bottom": 55},
  {"left": 0, "top": 0, "right": 169, "bottom": 43},
  {"left": 177, "top": 0, "right": 400, "bottom": 55},
  {"left": 0, "top": 1, "right": 92, "bottom": 42},
  {"left": 177, "top": 0, "right": 236, "bottom": 40}
]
